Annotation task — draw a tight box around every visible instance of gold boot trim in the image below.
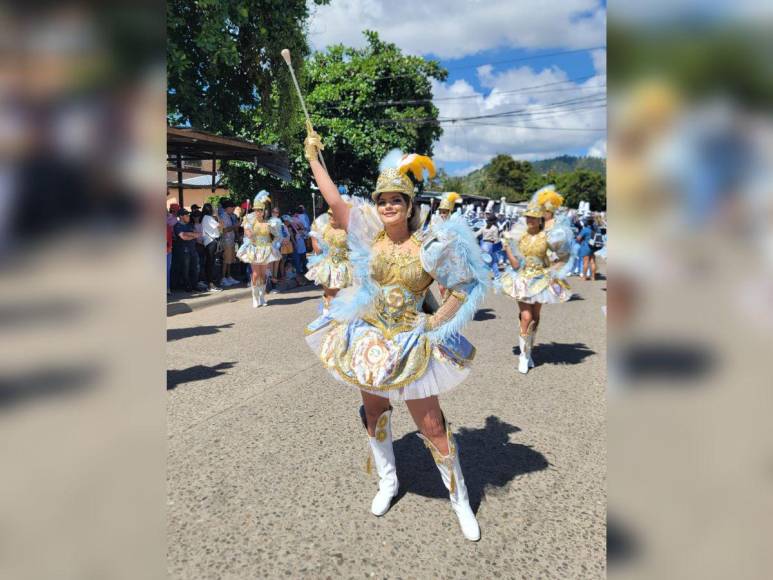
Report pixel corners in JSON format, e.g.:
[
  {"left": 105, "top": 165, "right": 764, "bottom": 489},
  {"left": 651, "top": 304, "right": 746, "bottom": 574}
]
[{"left": 419, "top": 422, "right": 457, "bottom": 494}]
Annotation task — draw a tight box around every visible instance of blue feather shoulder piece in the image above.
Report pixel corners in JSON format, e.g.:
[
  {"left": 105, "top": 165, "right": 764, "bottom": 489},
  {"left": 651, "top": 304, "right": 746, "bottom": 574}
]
[
  {"left": 420, "top": 214, "right": 491, "bottom": 344},
  {"left": 328, "top": 198, "right": 381, "bottom": 322}
]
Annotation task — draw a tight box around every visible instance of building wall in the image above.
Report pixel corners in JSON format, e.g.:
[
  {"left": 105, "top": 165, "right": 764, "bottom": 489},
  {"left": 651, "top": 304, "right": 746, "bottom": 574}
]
[{"left": 166, "top": 187, "right": 230, "bottom": 210}]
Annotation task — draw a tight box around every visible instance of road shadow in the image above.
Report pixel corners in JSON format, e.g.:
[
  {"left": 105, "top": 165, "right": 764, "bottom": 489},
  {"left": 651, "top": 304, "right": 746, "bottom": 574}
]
[
  {"left": 512, "top": 342, "right": 595, "bottom": 365},
  {"left": 473, "top": 308, "right": 496, "bottom": 321},
  {"left": 391, "top": 415, "right": 549, "bottom": 513},
  {"left": 0, "top": 364, "right": 100, "bottom": 410},
  {"left": 167, "top": 323, "right": 234, "bottom": 342},
  {"left": 167, "top": 362, "right": 236, "bottom": 390},
  {"left": 608, "top": 512, "right": 640, "bottom": 565},
  {"left": 0, "top": 299, "right": 87, "bottom": 329},
  {"left": 266, "top": 295, "right": 320, "bottom": 307},
  {"left": 620, "top": 340, "right": 715, "bottom": 384},
  {"left": 568, "top": 294, "right": 585, "bottom": 301}
]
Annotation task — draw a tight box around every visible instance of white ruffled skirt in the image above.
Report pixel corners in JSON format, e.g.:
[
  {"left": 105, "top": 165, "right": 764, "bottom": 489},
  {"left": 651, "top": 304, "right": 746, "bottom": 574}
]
[
  {"left": 305, "top": 314, "right": 474, "bottom": 403},
  {"left": 236, "top": 240, "right": 280, "bottom": 265}
]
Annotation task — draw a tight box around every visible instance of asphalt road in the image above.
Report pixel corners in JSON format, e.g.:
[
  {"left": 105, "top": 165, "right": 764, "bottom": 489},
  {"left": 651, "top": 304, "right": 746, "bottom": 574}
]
[{"left": 167, "top": 271, "right": 606, "bottom": 578}]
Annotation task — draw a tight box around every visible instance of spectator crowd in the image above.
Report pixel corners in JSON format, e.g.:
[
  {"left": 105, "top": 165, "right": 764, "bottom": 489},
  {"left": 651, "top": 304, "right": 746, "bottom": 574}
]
[{"left": 166, "top": 200, "right": 314, "bottom": 295}]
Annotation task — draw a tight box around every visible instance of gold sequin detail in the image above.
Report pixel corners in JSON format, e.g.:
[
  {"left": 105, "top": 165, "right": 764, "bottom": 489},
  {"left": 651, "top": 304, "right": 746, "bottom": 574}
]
[
  {"left": 322, "top": 224, "right": 349, "bottom": 249},
  {"left": 370, "top": 232, "right": 433, "bottom": 294}
]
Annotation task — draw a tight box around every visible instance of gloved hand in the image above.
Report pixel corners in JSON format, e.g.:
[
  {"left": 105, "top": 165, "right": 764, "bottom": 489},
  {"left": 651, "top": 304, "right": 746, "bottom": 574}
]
[{"left": 304, "top": 121, "right": 324, "bottom": 163}]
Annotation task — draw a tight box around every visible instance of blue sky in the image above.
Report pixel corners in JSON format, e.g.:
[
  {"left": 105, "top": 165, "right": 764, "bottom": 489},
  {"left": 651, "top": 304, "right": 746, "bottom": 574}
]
[{"left": 308, "top": 0, "right": 607, "bottom": 176}]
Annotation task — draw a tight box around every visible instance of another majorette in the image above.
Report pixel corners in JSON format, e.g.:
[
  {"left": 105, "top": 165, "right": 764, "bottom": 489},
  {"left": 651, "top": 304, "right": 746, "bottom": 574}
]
[
  {"left": 236, "top": 190, "right": 281, "bottom": 308},
  {"left": 303, "top": 128, "right": 489, "bottom": 541},
  {"left": 429, "top": 191, "right": 463, "bottom": 300},
  {"left": 436, "top": 191, "right": 461, "bottom": 221},
  {"left": 499, "top": 186, "right": 575, "bottom": 374},
  {"left": 306, "top": 204, "right": 353, "bottom": 315}
]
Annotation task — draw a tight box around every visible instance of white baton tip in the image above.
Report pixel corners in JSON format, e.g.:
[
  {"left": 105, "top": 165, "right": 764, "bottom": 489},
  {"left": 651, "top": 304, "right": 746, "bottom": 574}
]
[{"left": 281, "top": 49, "right": 291, "bottom": 64}]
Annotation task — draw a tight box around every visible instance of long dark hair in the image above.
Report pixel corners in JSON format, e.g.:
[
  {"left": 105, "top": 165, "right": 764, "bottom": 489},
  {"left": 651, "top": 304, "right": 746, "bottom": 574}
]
[{"left": 202, "top": 203, "right": 213, "bottom": 217}]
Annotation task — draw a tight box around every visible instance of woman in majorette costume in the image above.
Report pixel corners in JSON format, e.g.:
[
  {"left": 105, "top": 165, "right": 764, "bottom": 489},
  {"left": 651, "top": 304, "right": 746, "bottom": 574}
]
[
  {"left": 303, "top": 129, "right": 489, "bottom": 541},
  {"left": 429, "top": 192, "right": 462, "bottom": 301},
  {"left": 236, "top": 190, "right": 281, "bottom": 308},
  {"left": 306, "top": 205, "right": 353, "bottom": 315},
  {"left": 499, "top": 186, "right": 575, "bottom": 374}
]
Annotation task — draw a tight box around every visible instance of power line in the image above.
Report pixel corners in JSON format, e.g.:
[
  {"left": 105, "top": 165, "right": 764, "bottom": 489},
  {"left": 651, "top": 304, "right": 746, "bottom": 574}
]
[
  {"left": 321, "top": 92, "right": 606, "bottom": 125},
  {"left": 313, "top": 74, "right": 606, "bottom": 111},
  {"left": 312, "top": 45, "right": 607, "bottom": 84},
  {"left": 459, "top": 121, "right": 606, "bottom": 132}
]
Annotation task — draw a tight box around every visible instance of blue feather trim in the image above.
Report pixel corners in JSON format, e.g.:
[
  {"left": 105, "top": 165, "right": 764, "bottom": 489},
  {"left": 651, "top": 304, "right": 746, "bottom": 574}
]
[
  {"left": 423, "top": 214, "right": 491, "bottom": 344},
  {"left": 427, "top": 281, "right": 487, "bottom": 344},
  {"left": 328, "top": 203, "right": 379, "bottom": 321}
]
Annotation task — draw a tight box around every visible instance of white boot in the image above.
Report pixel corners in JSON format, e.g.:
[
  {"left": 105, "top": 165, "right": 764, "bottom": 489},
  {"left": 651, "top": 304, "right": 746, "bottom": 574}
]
[
  {"left": 258, "top": 283, "right": 268, "bottom": 306},
  {"left": 419, "top": 424, "right": 480, "bottom": 541},
  {"left": 518, "top": 333, "right": 530, "bottom": 374},
  {"left": 250, "top": 283, "right": 259, "bottom": 308},
  {"left": 528, "top": 321, "right": 538, "bottom": 368},
  {"left": 361, "top": 407, "right": 398, "bottom": 517}
]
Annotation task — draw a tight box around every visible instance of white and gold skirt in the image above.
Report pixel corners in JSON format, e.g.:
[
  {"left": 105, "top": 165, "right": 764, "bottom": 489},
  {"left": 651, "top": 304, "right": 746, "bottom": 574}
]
[
  {"left": 499, "top": 265, "right": 572, "bottom": 304},
  {"left": 305, "top": 296, "right": 475, "bottom": 403},
  {"left": 236, "top": 237, "right": 280, "bottom": 265}
]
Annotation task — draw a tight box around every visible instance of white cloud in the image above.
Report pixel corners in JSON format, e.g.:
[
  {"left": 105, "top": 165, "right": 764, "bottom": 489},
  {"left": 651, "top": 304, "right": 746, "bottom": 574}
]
[
  {"left": 587, "top": 139, "right": 607, "bottom": 158},
  {"left": 591, "top": 49, "right": 606, "bottom": 74},
  {"left": 308, "top": 0, "right": 606, "bottom": 58},
  {"left": 431, "top": 66, "right": 606, "bottom": 164},
  {"left": 307, "top": 1, "right": 607, "bottom": 166}
]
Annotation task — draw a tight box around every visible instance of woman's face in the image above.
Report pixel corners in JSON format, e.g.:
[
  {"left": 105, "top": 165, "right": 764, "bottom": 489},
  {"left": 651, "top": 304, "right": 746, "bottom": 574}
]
[
  {"left": 376, "top": 192, "right": 410, "bottom": 228},
  {"left": 255, "top": 207, "right": 265, "bottom": 220},
  {"left": 526, "top": 216, "right": 541, "bottom": 231}
]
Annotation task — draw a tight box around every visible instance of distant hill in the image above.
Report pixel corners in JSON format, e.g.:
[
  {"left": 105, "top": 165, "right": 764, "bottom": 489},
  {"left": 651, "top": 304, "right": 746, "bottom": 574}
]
[
  {"left": 530, "top": 155, "right": 606, "bottom": 175},
  {"left": 436, "top": 153, "right": 606, "bottom": 206}
]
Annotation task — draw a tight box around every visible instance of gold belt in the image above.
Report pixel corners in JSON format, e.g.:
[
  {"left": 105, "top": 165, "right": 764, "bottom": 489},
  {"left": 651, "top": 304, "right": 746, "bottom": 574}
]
[{"left": 362, "top": 286, "right": 424, "bottom": 339}]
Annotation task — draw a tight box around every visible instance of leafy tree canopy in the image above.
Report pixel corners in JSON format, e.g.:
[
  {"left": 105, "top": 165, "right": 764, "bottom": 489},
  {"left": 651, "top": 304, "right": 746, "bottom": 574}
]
[{"left": 304, "top": 30, "right": 447, "bottom": 194}]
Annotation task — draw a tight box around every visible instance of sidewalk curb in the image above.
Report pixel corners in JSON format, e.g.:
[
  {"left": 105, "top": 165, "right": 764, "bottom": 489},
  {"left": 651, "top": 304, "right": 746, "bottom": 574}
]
[{"left": 166, "top": 282, "right": 309, "bottom": 317}]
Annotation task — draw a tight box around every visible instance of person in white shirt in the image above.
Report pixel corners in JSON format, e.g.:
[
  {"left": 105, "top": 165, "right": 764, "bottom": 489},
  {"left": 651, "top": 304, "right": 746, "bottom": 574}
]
[
  {"left": 201, "top": 203, "right": 223, "bottom": 292},
  {"left": 218, "top": 200, "right": 240, "bottom": 286},
  {"left": 476, "top": 212, "right": 501, "bottom": 278}
]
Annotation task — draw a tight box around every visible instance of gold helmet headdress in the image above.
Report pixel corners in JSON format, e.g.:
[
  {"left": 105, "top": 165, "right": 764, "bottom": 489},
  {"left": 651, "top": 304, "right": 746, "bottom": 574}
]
[
  {"left": 253, "top": 190, "right": 271, "bottom": 209},
  {"left": 438, "top": 191, "right": 461, "bottom": 211},
  {"left": 523, "top": 201, "right": 545, "bottom": 219},
  {"left": 372, "top": 150, "right": 436, "bottom": 201}
]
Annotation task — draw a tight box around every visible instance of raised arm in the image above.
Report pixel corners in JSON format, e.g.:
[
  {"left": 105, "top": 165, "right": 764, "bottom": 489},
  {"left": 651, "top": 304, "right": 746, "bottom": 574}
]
[{"left": 304, "top": 124, "right": 350, "bottom": 230}]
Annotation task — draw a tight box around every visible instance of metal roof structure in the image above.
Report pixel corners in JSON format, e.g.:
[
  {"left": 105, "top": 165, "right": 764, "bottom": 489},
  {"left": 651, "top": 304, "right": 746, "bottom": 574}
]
[{"left": 167, "top": 127, "right": 290, "bottom": 205}]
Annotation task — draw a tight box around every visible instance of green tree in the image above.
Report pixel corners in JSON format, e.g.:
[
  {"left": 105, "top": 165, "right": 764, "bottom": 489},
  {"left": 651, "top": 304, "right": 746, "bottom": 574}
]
[
  {"left": 167, "top": 0, "right": 329, "bottom": 137},
  {"left": 559, "top": 169, "right": 606, "bottom": 210},
  {"left": 480, "top": 155, "right": 533, "bottom": 201},
  {"left": 303, "top": 31, "right": 447, "bottom": 193},
  {"left": 167, "top": 0, "right": 332, "bottom": 211}
]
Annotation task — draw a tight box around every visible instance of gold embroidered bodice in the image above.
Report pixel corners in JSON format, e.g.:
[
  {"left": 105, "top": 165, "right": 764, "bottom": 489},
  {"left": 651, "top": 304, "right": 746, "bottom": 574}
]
[
  {"left": 322, "top": 224, "right": 349, "bottom": 260},
  {"left": 363, "top": 231, "right": 434, "bottom": 337},
  {"left": 370, "top": 232, "right": 433, "bottom": 294},
  {"left": 246, "top": 220, "right": 272, "bottom": 243},
  {"left": 518, "top": 231, "right": 549, "bottom": 274}
]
